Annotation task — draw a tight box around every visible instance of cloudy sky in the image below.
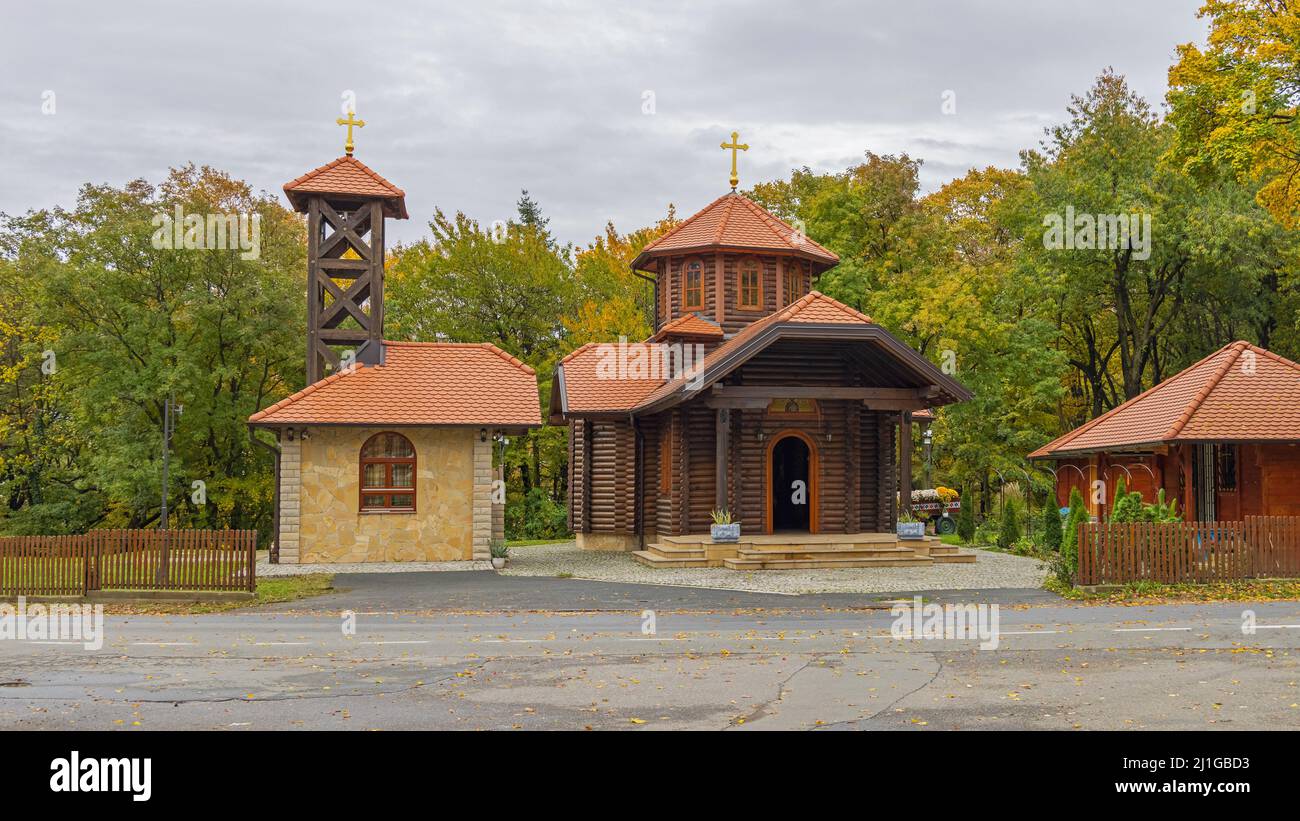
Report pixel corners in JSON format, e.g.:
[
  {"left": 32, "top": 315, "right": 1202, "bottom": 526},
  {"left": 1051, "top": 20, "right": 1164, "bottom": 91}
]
[{"left": 2, "top": 0, "right": 1207, "bottom": 248}]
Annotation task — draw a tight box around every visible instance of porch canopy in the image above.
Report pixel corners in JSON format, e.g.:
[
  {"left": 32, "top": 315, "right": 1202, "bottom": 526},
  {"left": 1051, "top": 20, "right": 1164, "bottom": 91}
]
[{"left": 551, "top": 291, "right": 970, "bottom": 422}]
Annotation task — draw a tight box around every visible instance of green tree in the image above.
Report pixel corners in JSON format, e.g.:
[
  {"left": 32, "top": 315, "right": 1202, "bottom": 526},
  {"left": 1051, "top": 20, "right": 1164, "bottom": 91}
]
[
  {"left": 1110, "top": 476, "right": 1128, "bottom": 518},
  {"left": 1167, "top": 0, "right": 1300, "bottom": 228},
  {"left": 0, "top": 165, "right": 304, "bottom": 537},
  {"left": 1061, "top": 487, "right": 1089, "bottom": 572},
  {"left": 956, "top": 490, "right": 976, "bottom": 544},
  {"left": 1040, "top": 498, "right": 1063, "bottom": 552},
  {"left": 996, "top": 499, "right": 1021, "bottom": 550}
]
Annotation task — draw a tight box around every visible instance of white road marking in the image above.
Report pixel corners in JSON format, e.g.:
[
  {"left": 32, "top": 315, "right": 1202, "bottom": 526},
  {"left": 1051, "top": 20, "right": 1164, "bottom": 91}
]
[
  {"left": 130, "top": 641, "right": 197, "bottom": 646},
  {"left": 1112, "top": 627, "right": 1192, "bottom": 632},
  {"left": 28, "top": 640, "right": 83, "bottom": 645},
  {"left": 253, "top": 641, "right": 310, "bottom": 646},
  {"left": 362, "top": 640, "right": 429, "bottom": 645},
  {"left": 1250, "top": 624, "right": 1300, "bottom": 630},
  {"left": 999, "top": 630, "right": 1061, "bottom": 635}
]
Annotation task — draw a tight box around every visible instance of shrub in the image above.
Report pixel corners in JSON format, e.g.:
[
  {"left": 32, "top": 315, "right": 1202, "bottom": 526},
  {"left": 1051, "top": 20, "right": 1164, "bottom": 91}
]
[
  {"left": 1060, "top": 487, "right": 1088, "bottom": 578},
  {"left": 505, "top": 487, "right": 570, "bottom": 541},
  {"left": 996, "top": 500, "right": 1021, "bottom": 550},
  {"left": 1111, "top": 490, "right": 1145, "bottom": 523},
  {"left": 1145, "top": 488, "right": 1181, "bottom": 522},
  {"left": 956, "top": 491, "right": 976, "bottom": 544},
  {"left": 1040, "top": 499, "right": 1063, "bottom": 552},
  {"left": 1110, "top": 476, "right": 1128, "bottom": 518}
]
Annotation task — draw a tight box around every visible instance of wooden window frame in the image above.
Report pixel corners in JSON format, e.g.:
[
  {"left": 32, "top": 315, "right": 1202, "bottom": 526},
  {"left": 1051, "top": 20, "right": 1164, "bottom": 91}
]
[
  {"left": 359, "top": 432, "right": 417, "bottom": 513},
  {"left": 738, "top": 256, "right": 763, "bottom": 310},
  {"left": 782, "top": 260, "right": 802, "bottom": 307},
  {"left": 682, "top": 258, "right": 704, "bottom": 311},
  {"left": 1216, "top": 444, "right": 1238, "bottom": 492}
]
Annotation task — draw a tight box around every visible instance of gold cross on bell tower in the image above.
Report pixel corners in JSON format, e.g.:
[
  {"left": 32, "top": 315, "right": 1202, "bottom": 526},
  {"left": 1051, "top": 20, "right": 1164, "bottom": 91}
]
[
  {"left": 336, "top": 109, "right": 366, "bottom": 156},
  {"left": 720, "top": 131, "right": 749, "bottom": 190}
]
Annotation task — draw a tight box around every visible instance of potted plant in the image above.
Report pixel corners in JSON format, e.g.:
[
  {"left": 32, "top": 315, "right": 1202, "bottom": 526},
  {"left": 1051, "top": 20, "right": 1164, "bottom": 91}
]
[
  {"left": 710, "top": 509, "right": 740, "bottom": 543},
  {"left": 489, "top": 540, "right": 509, "bottom": 569},
  {"left": 896, "top": 511, "right": 925, "bottom": 540}
]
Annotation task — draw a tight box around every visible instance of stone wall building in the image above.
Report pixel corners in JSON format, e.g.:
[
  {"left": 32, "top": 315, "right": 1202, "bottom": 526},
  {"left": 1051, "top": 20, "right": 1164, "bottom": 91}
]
[{"left": 249, "top": 134, "right": 539, "bottom": 563}]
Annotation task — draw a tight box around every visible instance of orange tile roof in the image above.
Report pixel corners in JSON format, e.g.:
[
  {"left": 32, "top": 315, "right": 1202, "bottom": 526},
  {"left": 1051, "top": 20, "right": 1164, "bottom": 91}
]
[
  {"left": 652, "top": 312, "right": 724, "bottom": 341},
  {"left": 249, "top": 342, "right": 539, "bottom": 427},
  {"left": 631, "top": 193, "right": 838, "bottom": 271},
  {"left": 555, "top": 342, "right": 669, "bottom": 414},
  {"left": 630, "top": 291, "right": 874, "bottom": 410},
  {"left": 556, "top": 292, "right": 894, "bottom": 416},
  {"left": 283, "top": 156, "right": 408, "bottom": 219},
  {"left": 1029, "top": 341, "right": 1300, "bottom": 458}
]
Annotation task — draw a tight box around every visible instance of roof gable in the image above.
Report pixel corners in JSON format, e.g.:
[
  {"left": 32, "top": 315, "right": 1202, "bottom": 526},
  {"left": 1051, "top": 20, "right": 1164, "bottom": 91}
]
[
  {"left": 631, "top": 193, "right": 838, "bottom": 271},
  {"left": 652, "top": 312, "right": 724, "bottom": 341},
  {"left": 553, "top": 291, "right": 970, "bottom": 418},
  {"left": 283, "top": 156, "right": 408, "bottom": 219},
  {"left": 249, "top": 342, "right": 539, "bottom": 427}
]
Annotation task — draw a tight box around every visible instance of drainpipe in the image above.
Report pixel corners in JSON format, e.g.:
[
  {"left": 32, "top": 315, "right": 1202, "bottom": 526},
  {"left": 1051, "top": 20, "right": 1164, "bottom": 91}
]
[{"left": 250, "top": 427, "right": 281, "bottom": 564}]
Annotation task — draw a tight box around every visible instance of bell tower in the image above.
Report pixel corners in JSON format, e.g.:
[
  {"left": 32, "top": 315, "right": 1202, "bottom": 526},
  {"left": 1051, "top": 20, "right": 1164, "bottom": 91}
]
[{"left": 283, "top": 111, "right": 408, "bottom": 384}]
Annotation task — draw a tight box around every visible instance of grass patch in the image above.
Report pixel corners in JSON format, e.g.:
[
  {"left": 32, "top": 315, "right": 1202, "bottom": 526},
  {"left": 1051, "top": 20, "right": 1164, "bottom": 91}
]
[
  {"left": 940, "top": 534, "right": 1000, "bottom": 550},
  {"left": 99, "top": 574, "right": 336, "bottom": 615},
  {"left": 1045, "top": 576, "right": 1300, "bottom": 604},
  {"left": 507, "top": 538, "right": 574, "bottom": 547}
]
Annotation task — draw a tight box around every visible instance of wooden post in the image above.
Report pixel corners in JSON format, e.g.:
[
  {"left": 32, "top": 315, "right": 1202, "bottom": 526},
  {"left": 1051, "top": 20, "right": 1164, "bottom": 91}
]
[
  {"left": 1087, "top": 454, "right": 1101, "bottom": 519},
  {"left": 899, "top": 411, "right": 912, "bottom": 518},
  {"left": 1181, "top": 444, "right": 1195, "bottom": 522},
  {"left": 715, "top": 408, "right": 730, "bottom": 510}
]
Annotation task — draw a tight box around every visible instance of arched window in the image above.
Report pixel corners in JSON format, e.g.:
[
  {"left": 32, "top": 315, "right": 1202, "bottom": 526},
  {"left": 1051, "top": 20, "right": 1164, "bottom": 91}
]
[
  {"left": 360, "top": 432, "right": 416, "bottom": 511},
  {"left": 682, "top": 258, "right": 704, "bottom": 310},
  {"left": 738, "top": 256, "right": 763, "bottom": 310}
]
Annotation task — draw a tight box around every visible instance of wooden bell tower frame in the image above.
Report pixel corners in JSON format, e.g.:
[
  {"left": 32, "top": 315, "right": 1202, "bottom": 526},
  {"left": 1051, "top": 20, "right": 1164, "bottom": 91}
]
[
  {"left": 284, "top": 151, "right": 407, "bottom": 385},
  {"left": 305, "top": 195, "right": 386, "bottom": 383}
]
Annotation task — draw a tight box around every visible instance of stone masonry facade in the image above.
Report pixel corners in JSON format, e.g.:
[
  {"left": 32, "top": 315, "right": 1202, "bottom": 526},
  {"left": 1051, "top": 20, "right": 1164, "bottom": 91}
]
[{"left": 276, "top": 426, "right": 500, "bottom": 563}]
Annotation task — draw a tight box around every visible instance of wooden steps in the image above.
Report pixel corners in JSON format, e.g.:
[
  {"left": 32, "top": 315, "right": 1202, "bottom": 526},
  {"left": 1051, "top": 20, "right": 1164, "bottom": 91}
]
[{"left": 630, "top": 533, "right": 976, "bottom": 571}]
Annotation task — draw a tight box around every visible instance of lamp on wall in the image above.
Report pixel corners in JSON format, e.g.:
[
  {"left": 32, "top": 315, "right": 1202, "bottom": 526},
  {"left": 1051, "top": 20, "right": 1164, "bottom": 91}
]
[
  {"left": 479, "top": 427, "right": 489, "bottom": 443},
  {"left": 756, "top": 430, "right": 765, "bottom": 443}
]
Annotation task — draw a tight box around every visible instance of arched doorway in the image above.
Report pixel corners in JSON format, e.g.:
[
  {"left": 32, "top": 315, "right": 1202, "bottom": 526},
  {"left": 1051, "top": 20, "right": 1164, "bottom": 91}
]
[{"left": 766, "top": 431, "right": 817, "bottom": 533}]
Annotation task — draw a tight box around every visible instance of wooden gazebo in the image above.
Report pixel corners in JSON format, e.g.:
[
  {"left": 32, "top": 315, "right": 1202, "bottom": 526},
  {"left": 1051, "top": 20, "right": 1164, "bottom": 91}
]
[{"left": 1030, "top": 341, "right": 1300, "bottom": 522}]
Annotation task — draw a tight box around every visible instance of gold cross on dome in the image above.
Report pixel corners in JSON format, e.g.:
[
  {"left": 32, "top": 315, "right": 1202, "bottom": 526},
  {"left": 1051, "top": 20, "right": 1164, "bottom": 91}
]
[
  {"left": 336, "top": 109, "right": 366, "bottom": 156},
  {"left": 720, "top": 131, "right": 749, "bottom": 190}
]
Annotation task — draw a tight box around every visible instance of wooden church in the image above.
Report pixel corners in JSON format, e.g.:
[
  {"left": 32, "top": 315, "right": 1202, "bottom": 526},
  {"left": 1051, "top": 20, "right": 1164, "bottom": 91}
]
[{"left": 550, "top": 136, "right": 974, "bottom": 569}]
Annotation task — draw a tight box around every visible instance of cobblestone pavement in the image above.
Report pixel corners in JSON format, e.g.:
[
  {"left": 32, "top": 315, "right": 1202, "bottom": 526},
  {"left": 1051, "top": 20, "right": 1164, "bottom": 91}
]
[{"left": 498, "top": 542, "right": 1048, "bottom": 595}]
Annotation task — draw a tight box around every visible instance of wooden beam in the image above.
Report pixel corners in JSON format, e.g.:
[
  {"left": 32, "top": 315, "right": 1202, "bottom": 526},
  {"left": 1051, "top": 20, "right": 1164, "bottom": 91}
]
[
  {"left": 899, "top": 411, "right": 912, "bottom": 518},
  {"left": 712, "top": 385, "right": 924, "bottom": 400},
  {"left": 863, "top": 399, "right": 927, "bottom": 412},
  {"left": 715, "top": 408, "right": 729, "bottom": 510},
  {"left": 704, "top": 396, "right": 771, "bottom": 409},
  {"left": 714, "top": 252, "right": 725, "bottom": 326}
]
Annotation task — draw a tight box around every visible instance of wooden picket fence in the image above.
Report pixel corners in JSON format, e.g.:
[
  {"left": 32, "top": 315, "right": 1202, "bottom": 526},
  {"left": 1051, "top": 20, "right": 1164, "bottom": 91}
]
[
  {"left": 1077, "top": 517, "right": 1300, "bottom": 586},
  {"left": 0, "top": 529, "right": 257, "bottom": 596}
]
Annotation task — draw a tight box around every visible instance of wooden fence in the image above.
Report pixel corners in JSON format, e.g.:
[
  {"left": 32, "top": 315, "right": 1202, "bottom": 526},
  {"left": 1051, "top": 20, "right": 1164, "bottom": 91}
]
[
  {"left": 0, "top": 529, "right": 257, "bottom": 596},
  {"left": 1077, "top": 517, "right": 1300, "bottom": 586}
]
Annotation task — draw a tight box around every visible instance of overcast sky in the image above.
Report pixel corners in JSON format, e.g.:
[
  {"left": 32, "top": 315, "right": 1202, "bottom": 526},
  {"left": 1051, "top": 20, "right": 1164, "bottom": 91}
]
[{"left": 1, "top": 0, "right": 1207, "bottom": 248}]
